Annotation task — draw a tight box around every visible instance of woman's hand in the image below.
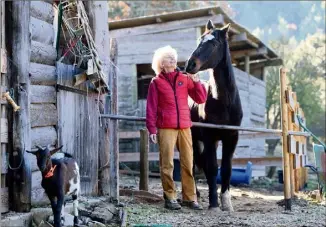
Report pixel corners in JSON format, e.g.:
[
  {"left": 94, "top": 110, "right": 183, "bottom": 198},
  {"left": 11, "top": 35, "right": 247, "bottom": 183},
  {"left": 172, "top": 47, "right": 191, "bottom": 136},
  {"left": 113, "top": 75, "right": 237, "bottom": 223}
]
[
  {"left": 149, "top": 134, "right": 157, "bottom": 144},
  {"left": 188, "top": 73, "right": 200, "bottom": 82}
]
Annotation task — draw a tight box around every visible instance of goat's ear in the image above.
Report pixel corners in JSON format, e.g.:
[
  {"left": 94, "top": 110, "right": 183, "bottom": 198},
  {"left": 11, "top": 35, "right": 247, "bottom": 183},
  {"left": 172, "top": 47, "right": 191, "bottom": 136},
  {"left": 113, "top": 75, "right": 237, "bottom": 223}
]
[
  {"left": 50, "top": 145, "right": 63, "bottom": 156},
  {"left": 205, "top": 20, "right": 215, "bottom": 32},
  {"left": 36, "top": 145, "right": 44, "bottom": 150},
  {"left": 26, "top": 150, "right": 37, "bottom": 155}
]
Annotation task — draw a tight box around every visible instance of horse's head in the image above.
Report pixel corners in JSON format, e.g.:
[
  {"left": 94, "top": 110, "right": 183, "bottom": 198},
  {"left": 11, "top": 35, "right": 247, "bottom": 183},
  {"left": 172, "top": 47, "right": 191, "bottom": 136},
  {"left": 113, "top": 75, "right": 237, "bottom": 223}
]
[{"left": 185, "top": 20, "right": 230, "bottom": 74}]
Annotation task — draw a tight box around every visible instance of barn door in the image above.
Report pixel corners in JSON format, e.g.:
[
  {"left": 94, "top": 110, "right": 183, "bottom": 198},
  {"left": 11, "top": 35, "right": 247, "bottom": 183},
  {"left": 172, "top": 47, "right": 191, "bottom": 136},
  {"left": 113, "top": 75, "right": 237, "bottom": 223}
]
[{"left": 56, "top": 62, "right": 99, "bottom": 195}]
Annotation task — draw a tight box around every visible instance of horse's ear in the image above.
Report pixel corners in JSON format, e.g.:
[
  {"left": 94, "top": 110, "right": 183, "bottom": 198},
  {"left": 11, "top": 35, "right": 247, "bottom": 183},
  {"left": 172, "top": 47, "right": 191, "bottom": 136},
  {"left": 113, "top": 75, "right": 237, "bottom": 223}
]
[
  {"left": 50, "top": 145, "right": 63, "bottom": 156},
  {"left": 205, "top": 20, "right": 215, "bottom": 31},
  {"left": 221, "top": 23, "right": 231, "bottom": 33}
]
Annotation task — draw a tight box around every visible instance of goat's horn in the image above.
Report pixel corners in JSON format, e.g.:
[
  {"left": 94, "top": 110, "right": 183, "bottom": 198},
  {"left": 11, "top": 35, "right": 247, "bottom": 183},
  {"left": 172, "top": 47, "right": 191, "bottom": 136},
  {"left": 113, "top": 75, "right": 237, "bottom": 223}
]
[
  {"left": 36, "top": 145, "right": 43, "bottom": 150},
  {"left": 26, "top": 150, "right": 36, "bottom": 154}
]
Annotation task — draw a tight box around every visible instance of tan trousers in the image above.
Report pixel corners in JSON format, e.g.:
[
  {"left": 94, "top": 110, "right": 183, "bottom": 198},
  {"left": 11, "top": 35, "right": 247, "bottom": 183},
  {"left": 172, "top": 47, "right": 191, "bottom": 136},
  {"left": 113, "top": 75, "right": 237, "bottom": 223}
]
[{"left": 158, "top": 128, "right": 197, "bottom": 202}]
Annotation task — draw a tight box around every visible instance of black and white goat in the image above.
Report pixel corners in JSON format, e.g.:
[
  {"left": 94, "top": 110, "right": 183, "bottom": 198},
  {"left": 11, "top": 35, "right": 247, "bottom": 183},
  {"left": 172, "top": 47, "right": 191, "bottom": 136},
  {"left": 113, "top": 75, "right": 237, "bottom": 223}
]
[{"left": 27, "top": 145, "right": 80, "bottom": 227}]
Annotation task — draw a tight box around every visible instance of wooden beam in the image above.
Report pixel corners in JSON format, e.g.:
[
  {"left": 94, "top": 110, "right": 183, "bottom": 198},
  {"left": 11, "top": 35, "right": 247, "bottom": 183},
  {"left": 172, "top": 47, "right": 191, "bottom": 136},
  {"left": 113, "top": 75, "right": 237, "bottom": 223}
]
[
  {"left": 245, "top": 55, "right": 250, "bottom": 74},
  {"left": 30, "top": 1, "right": 54, "bottom": 24},
  {"left": 30, "top": 104, "right": 58, "bottom": 127},
  {"left": 237, "top": 58, "right": 283, "bottom": 70},
  {"left": 119, "top": 152, "right": 283, "bottom": 167},
  {"left": 0, "top": 0, "right": 2, "bottom": 218},
  {"left": 10, "top": 0, "right": 32, "bottom": 212},
  {"left": 119, "top": 131, "right": 140, "bottom": 139},
  {"left": 30, "top": 16, "right": 54, "bottom": 45},
  {"left": 232, "top": 47, "right": 268, "bottom": 59},
  {"left": 30, "top": 40, "right": 56, "bottom": 66},
  {"left": 229, "top": 32, "right": 259, "bottom": 49},
  {"left": 29, "top": 63, "right": 56, "bottom": 86},
  {"left": 109, "top": 14, "right": 224, "bottom": 38},
  {"left": 1, "top": 48, "right": 7, "bottom": 73},
  {"left": 87, "top": 0, "right": 112, "bottom": 196}
]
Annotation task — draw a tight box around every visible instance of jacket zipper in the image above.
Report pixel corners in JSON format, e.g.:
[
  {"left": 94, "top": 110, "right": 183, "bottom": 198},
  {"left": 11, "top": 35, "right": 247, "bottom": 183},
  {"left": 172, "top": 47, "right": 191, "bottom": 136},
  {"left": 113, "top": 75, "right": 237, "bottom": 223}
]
[{"left": 163, "top": 72, "right": 180, "bottom": 129}]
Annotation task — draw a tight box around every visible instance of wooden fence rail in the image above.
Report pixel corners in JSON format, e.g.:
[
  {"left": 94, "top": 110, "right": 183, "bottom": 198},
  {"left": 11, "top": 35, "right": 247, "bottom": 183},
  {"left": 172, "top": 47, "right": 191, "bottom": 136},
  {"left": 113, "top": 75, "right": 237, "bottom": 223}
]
[{"left": 101, "top": 114, "right": 310, "bottom": 137}]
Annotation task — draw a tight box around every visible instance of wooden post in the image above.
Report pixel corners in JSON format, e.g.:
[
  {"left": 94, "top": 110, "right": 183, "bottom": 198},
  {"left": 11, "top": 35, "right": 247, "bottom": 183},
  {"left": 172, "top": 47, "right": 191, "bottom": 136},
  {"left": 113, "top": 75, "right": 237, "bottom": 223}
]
[
  {"left": 0, "top": 0, "right": 2, "bottom": 219},
  {"left": 139, "top": 129, "right": 149, "bottom": 191},
  {"left": 109, "top": 38, "right": 119, "bottom": 201},
  {"left": 86, "top": 0, "right": 111, "bottom": 195},
  {"left": 10, "top": 0, "right": 32, "bottom": 212},
  {"left": 245, "top": 55, "right": 250, "bottom": 74},
  {"left": 280, "top": 67, "right": 291, "bottom": 210}
]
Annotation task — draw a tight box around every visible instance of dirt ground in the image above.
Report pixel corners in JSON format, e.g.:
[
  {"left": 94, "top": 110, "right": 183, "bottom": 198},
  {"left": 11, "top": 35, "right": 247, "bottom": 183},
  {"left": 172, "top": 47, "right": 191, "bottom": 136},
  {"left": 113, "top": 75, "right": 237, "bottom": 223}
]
[{"left": 114, "top": 174, "right": 326, "bottom": 227}]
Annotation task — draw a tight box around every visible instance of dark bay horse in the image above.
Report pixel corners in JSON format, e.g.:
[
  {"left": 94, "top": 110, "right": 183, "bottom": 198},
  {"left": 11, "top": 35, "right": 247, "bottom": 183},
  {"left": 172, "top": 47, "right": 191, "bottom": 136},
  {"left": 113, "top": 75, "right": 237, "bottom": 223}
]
[{"left": 185, "top": 20, "right": 243, "bottom": 211}]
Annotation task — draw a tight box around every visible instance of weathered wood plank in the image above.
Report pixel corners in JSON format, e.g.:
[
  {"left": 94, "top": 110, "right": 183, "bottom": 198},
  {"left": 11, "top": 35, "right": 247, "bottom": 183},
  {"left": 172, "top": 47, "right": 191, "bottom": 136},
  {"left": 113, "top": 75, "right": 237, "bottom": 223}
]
[
  {"left": 1, "top": 48, "right": 7, "bottom": 73},
  {"left": 1, "top": 118, "right": 8, "bottom": 143},
  {"left": 288, "top": 135, "right": 297, "bottom": 154},
  {"left": 286, "top": 90, "right": 295, "bottom": 112},
  {"left": 118, "top": 40, "right": 196, "bottom": 58},
  {"left": 118, "top": 52, "right": 190, "bottom": 65},
  {"left": 30, "top": 40, "right": 56, "bottom": 65},
  {"left": 57, "top": 90, "right": 99, "bottom": 195},
  {"left": 30, "top": 16, "right": 54, "bottom": 45},
  {"left": 1, "top": 187, "right": 8, "bottom": 213},
  {"left": 31, "top": 171, "right": 49, "bottom": 205},
  {"left": 119, "top": 27, "right": 197, "bottom": 43},
  {"left": 31, "top": 126, "right": 57, "bottom": 148},
  {"left": 249, "top": 73, "right": 266, "bottom": 87},
  {"left": 296, "top": 141, "right": 303, "bottom": 155},
  {"left": 1, "top": 150, "right": 8, "bottom": 174},
  {"left": 30, "top": 104, "right": 57, "bottom": 127},
  {"left": 293, "top": 154, "right": 301, "bottom": 169},
  {"left": 30, "top": 85, "right": 56, "bottom": 103},
  {"left": 119, "top": 131, "right": 140, "bottom": 139},
  {"left": 117, "top": 29, "right": 197, "bottom": 56},
  {"left": 30, "top": 1, "right": 54, "bottom": 24},
  {"left": 110, "top": 14, "right": 224, "bottom": 38},
  {"left": 30, "top": 62, "right": 56, "bottom": 85}
]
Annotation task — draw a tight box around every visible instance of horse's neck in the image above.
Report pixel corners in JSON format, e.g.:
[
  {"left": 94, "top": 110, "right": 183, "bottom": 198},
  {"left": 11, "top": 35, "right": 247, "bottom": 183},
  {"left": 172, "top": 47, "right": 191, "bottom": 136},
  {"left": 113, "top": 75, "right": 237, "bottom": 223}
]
[{"left": 211, "top": 44, "right": 236, "bottom": 93}]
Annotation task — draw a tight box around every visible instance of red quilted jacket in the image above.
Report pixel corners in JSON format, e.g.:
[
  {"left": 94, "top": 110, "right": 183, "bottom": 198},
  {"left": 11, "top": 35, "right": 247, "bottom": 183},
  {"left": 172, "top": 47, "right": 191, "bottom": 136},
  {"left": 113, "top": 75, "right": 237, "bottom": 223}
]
[{"left": 146, "top": 70, "right": 207, "bottom": 134}]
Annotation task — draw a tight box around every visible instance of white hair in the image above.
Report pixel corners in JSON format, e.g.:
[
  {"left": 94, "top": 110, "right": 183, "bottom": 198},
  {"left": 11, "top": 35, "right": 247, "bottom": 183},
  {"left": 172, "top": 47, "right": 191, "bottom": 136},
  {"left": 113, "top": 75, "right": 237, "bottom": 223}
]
[{"left": 151, "top": 45, "right": 178, "bottom": 75}]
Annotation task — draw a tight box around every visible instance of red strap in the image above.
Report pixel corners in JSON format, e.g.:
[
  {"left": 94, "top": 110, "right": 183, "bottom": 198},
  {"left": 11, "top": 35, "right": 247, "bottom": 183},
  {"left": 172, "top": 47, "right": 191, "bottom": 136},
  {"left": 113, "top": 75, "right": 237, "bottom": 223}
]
[{"left": 44, "top": 165, "right": 57, "bottom": 178}]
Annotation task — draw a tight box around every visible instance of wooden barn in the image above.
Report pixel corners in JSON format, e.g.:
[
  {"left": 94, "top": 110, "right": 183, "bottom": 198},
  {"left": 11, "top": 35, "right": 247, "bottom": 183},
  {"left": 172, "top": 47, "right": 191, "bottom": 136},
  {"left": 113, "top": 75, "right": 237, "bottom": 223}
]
[
  {"left": 1, "top": 0, "right": 114, "bottom": 214},
  {"left": 108, "top": 6, "right": 283, "bottom": 177}
]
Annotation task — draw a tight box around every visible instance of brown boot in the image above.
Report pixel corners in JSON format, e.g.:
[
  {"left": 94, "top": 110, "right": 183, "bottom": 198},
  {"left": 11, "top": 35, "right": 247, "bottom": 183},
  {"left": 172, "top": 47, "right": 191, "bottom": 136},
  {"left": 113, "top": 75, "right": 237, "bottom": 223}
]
[
  {"left": 165, "top": 199, "right": 182, "bottom": 210},
  {"left": 181, "top": 201, "right": 203, "bottom": 210}
]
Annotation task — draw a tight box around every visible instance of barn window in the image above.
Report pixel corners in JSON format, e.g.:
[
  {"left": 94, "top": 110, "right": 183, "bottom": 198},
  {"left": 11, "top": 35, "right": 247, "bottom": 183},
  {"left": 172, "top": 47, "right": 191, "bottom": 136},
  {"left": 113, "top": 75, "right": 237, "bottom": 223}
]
[{"left": 137, "top": 62, "right": 186, "bottom": 100}]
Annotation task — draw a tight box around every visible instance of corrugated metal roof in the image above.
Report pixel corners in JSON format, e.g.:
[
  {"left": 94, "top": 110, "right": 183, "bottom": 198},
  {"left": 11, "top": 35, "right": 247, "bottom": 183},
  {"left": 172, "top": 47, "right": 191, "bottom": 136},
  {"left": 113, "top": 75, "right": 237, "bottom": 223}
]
[{"left": 108, "top": 6, "right": 281, "bottom": 61}]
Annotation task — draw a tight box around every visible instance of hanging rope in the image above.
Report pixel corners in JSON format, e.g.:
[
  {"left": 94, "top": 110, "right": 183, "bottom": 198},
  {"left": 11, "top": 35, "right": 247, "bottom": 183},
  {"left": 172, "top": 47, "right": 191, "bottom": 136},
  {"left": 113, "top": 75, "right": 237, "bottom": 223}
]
[{"left": 297, "top": 114, "right": 326, "bottom": 150}]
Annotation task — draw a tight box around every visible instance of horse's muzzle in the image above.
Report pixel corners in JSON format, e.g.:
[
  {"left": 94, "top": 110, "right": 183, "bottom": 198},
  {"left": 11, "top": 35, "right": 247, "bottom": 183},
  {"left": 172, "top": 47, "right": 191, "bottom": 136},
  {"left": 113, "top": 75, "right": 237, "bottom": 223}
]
[{"left": 185, "top": 58, "right": 197, "bottom": 74}]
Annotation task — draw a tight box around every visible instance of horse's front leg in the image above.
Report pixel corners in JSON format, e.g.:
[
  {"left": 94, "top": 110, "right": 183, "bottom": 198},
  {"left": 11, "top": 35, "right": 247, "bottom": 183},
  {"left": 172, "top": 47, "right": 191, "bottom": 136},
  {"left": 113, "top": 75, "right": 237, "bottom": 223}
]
[
  {"left": 220, "top": 132, "right": 238, "bottom": 212},
  {"left": 203, "top": 139, "right": 219, "bottom": 209}
]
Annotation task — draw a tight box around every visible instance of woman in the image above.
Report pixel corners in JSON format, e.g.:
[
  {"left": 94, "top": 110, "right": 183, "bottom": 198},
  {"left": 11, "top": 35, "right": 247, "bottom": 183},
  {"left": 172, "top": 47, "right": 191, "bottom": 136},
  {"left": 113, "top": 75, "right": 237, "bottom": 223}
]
[{"left": 146, "top": 45, "right": 207, "bottom": 210}]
